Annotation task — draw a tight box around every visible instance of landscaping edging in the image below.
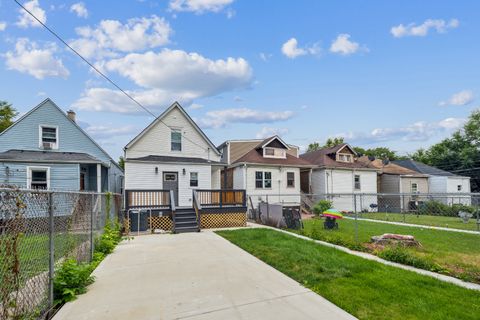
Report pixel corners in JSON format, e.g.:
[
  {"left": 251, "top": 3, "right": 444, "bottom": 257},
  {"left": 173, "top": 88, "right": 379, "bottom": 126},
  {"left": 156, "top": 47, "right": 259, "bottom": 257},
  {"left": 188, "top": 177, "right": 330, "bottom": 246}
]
[
  {"left": 247, "top": 222, "right": 480, "bottom": 291},
  {"left": 344, "top": 216, "right": 480, "bottom": 235}
]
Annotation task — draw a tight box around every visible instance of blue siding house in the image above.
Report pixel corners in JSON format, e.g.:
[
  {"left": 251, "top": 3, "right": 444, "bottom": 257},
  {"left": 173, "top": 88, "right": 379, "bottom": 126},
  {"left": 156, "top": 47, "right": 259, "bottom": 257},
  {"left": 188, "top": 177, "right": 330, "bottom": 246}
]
[{"left": 0, "top": 98, "right": 123, "bottom": 193}]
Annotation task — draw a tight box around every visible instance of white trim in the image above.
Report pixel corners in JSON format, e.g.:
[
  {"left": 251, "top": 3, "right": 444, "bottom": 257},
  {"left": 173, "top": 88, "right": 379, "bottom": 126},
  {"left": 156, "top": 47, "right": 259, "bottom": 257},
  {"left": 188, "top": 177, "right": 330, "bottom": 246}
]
[
  {"left": 260, "top": 136, "right": 291, "bottom": 150},
  {"left": 38, "top": 124, "right": 59, "bottom": 150},
  {"left": 26, "top": 166, "right": 50, "bottom": 190}
]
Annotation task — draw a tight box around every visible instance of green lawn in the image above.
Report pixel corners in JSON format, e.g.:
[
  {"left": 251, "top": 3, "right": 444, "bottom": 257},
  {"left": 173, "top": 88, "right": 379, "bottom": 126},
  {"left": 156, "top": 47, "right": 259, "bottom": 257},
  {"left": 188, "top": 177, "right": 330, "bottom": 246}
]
[
  {"left": 299, "top": 218, "right": 480, "bottom": 283},
  {"left": 355, "top": 212, "right": 480, "bottom": 231},
  {"left": 217, "top": 228, "right": 480, "bottom": 320}
]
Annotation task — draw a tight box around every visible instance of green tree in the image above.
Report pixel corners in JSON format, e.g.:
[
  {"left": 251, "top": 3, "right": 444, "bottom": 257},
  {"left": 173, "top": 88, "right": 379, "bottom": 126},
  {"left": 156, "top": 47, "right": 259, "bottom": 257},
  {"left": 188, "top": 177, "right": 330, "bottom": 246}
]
[
  {"left": 354, "top": 146, "right": 402, "bottom": 160},
  {"left": 0, "top": 101, "right": 17, "bottom": 133},
  {"left": 307, "top": 142, "right": 321, "bottom": 152},
  {"left": 118, "top": 156, "right": 125, "bottom": 170},
  {"left": 323, "top": 137, "right": 344, "bottom": 148}
]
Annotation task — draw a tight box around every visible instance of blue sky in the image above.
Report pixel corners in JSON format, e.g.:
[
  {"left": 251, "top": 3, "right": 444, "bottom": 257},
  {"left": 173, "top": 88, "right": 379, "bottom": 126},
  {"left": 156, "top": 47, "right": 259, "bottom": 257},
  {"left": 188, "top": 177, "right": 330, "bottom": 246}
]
[{"left": 0, "top": 0, "right": 479, "bottom": 160}]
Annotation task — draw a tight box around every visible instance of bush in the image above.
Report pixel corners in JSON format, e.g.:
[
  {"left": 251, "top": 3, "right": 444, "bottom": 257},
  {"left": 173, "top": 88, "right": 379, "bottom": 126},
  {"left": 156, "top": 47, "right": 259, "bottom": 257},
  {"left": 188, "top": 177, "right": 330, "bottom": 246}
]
[
  {"left": 53, "top": 259, "right": 95, "bottom": 304},
  {"left": 417, "top": 200, "right": 475, "bottom": 217},
  {"left": 312, "top": 200, "right": 333, "bottom": 216},
  {"left": 95, "top": 220, "right": 122, "bottom": 255},
  {"left": 377, "top": 246, "right": 444, "bottom": 273}
]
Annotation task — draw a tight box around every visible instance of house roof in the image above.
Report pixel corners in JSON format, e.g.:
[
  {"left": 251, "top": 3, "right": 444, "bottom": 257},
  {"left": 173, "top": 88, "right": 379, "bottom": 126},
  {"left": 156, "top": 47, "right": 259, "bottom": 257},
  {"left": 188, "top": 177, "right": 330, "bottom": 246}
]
[
  {"left": 218, "top": 139, "right": 300, "bottom": 164},
  {"left": 255, "top": 136, "right": 290, "bottom": 150},
  {"left": 124, "top": 102, "right": 221, "bottom": 156},
  {"left": 358, "top": 156, "right": 428, "bottom": 176},
  {"left": 233, "top": 149, "right": 313, "bottom": 167},
  {"left": 393, "top": 159, "right": 463, "bottom": 177},
  {"left": 0, "top": 149, "right": 102, "bottom": 164},
  {"left": 126, "top": 155, "right": 226, "bottom": 165},
  {"left": 300, "top": 144, "right": 372, "bottom": 170},
  {"left": 0, "top": 98, "right": 122, "bottom": 171}
]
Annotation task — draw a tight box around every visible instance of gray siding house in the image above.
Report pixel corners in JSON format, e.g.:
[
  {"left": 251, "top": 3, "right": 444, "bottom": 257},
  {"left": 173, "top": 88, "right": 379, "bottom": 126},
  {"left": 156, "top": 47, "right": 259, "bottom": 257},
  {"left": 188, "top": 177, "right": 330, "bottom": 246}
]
[{"left": 0, "top": 98, "right": 123, "bottom": 193}]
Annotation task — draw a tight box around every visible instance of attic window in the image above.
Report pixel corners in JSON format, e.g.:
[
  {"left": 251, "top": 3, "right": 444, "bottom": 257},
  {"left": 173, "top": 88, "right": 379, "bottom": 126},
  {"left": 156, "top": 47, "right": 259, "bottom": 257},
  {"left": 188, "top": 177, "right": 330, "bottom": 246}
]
[
  {"left": 338, "top": 154, "right": 352, "bottom": 163},
  {"left": 171, "top": 129, "right": 182, "bottom": 151},
  {"left": 40, "top": 126, "right": 58, "bottom": 149},
  {"left": 263, "top": 147, "right": 286, "bottom": 159}
]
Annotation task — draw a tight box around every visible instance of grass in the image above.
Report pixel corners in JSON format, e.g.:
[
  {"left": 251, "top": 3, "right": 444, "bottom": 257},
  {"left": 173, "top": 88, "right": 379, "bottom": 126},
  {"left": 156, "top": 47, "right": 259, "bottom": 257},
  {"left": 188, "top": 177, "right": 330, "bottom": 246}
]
[
  {"left": 355, "top": 212, "right": 480, "bottom": 231},
  {"left": 216, "top": 228, "right": 480, "bottom": 320},
  {"left": 299, "top": 218, "right": 480, "bottom": 283}
]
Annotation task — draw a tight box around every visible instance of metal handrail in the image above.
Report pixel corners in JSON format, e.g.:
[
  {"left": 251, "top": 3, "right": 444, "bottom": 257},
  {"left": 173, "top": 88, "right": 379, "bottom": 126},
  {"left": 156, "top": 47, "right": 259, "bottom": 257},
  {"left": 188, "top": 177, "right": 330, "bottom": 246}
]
[
  {"left": 192, "top": 190, "right": 202, "bottom": 230},
  {"left": 169, "top": 190, "right": 176, "bottom": 233}
]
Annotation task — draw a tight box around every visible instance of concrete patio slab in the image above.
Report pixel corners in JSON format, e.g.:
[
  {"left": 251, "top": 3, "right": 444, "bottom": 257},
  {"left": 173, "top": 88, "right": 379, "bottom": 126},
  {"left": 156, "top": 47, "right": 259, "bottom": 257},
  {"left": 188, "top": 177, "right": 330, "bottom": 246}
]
[{"left": 53, "top": 232, "right": 356, "bottom": 320}]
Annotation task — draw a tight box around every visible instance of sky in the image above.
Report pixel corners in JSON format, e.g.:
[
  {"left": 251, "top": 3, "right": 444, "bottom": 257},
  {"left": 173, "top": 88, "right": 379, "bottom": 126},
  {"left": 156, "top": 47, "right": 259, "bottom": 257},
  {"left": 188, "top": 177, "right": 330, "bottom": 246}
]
[{"left": 0, "top": 0, "right": 479, "bottom": 160}]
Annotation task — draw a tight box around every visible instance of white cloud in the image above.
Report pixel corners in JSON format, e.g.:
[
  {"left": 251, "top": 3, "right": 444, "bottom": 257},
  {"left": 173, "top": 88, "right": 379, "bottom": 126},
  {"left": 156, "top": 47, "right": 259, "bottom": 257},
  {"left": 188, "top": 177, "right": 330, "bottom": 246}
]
[
  {"left": 259, "top": 52, "right": 272, "bottom": 61},
  {"left": 334, "top": 117, "right": 466, "bottom": 144},
  {"left": 70, "top": 2, "right": 88, "bottom": 18},
  {"left": 169, "top": 0, "right": 234, "bottom": 14},
  {"left": 281, "top": 38, "right": 319, "bottom": 59},
  {"left": 439, "top": 90, "right": 474, "bottom": 106},
  {"left": 256, "top": 127, "right": 289, "bottom": 139},
  {"left": 391, "top": 19, "right": 459, "bottom": 38},
  {"left": 4, "top": 38, "right": 69, "bottom": 79},
  {"left": 188, "top": 103, "right": 203, "bottom": 110},
  {"left": 84, "top": 124, "right": 138, "bottom": 139},
  {"left": 69, "top": 15, "right": 172, "bottom": 59},
  {"left": 105, "top": 49, "right": 252, "bottom": 93},
  {"left": 16, "top": 0, "right": 47, "bottom": 28},
  {"left": 329, "top": 34, "right": 367, "bottom": 55},
  {"left": 0, "top": 22, "right": 7, "bottom": 31},
  {"left": 197, "top": 108, "right": 294, "bottom": 129}
]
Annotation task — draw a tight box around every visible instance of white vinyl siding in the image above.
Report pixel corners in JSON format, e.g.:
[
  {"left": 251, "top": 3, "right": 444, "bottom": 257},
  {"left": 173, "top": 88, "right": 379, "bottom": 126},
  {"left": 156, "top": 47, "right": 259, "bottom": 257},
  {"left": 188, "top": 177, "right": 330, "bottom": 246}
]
[{"left": 233, "top": 166, "right": 245, "bottom": 189}]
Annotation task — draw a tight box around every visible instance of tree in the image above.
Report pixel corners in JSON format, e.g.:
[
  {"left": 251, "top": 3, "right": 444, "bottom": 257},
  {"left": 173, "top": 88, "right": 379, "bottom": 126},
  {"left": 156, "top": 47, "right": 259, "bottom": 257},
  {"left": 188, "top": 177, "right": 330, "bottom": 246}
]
[
  {"left": 354, "top": 146, "right": 402, "bottom": 161},
  {"left": 0, "top": 101, "right": 17, "bottom": 133},
  {"left": 307, "top": 137, "right": 345, "bottom": 152},
  {"left": 118, "top": 156, "right": 125, "bottom": 170},
  {"left": 307, "top": 142, "right": 321, "bottom": 152},
  {"left": 411, "top": 109, "right": 480, "bottom": 191}
]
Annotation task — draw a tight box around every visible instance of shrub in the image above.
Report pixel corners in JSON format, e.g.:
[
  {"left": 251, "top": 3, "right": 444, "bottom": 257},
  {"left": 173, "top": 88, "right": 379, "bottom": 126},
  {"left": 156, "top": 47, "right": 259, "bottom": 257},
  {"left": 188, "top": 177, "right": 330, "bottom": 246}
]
[
  {"left": 53, "top": 259, "right": 95, "bottom": 304},
  {"left": 95, "top": 221, "right": 122, "bottom": 255},
  {"left": 417, "top": 200, "right": 475, "bottom": 217},
  {"left": 312, "top": 200, "right": 333, "bottom": 216},
  {"left": 378, "top": 246, "right": 444, "bottom": 273}
]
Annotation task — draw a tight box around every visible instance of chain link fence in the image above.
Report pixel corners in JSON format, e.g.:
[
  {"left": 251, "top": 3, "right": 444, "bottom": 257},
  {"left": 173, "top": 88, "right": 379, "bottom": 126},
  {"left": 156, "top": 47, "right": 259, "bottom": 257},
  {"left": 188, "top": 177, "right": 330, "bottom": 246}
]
[{"left": 0, "top": 188, "right": 122, "bottom": 320}]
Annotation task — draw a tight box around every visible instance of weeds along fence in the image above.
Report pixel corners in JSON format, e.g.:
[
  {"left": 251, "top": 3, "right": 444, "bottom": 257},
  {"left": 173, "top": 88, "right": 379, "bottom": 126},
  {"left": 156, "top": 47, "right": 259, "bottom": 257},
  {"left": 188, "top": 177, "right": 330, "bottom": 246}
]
[
  {"left": 0, "top": 188, "right": 122, "bottom": 320},
  {"left": 248, "top": 192, "right": 480, "bottom": 233}
]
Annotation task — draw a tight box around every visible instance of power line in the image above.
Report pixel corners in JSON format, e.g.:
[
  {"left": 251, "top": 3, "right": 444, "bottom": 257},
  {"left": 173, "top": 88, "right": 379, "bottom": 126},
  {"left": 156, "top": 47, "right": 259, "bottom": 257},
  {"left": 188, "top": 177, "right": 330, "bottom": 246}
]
[{"left": 13, "top": 0, "right": 212, "bottom": 154}]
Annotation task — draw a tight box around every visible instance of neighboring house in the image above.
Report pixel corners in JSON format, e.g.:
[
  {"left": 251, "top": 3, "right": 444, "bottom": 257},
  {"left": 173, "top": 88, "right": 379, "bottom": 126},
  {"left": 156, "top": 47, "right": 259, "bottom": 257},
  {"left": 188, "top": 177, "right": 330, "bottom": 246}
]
[
  {"left": 300, "top": 144, "right": 378, "bottom": 212},
  {"left": 218, "top": 136, "right": 313, "bottom": 206},
  {"left": 0, "top": 98, "right": 123, "bottom": 193},
  {"left": 124, "top": 102, "right": 224, "bottom": 207},
  {"left": 394, "top": 159, "right": 471, "bottom": 205},
  {"left": 358, "top": 157, "right": 430, "bottom": 212}
]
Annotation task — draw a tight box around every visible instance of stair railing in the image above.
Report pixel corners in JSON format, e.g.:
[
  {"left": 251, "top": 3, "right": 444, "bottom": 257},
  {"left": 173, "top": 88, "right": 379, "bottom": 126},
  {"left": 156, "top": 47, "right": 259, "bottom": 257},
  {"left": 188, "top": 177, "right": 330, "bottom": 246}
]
[
  {"left": 170, "top": 190, "right": 176, "bottom": 233},
  {"left": 192, "top": 190, "right": 202, "bottom": 230}
]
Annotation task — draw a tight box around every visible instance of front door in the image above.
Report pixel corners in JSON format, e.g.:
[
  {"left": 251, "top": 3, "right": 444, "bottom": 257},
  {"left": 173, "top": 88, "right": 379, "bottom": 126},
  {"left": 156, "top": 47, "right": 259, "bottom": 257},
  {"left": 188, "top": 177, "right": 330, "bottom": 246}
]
[{"left": 163, "top": 172, "right": 179, "bottom": 206}]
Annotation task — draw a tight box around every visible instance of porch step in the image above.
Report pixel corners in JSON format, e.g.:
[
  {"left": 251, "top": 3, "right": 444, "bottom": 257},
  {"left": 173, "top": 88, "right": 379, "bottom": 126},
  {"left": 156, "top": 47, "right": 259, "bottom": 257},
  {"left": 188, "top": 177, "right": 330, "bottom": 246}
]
[{"left": 173, "top": 209, "right": 199, "bottom": 233}]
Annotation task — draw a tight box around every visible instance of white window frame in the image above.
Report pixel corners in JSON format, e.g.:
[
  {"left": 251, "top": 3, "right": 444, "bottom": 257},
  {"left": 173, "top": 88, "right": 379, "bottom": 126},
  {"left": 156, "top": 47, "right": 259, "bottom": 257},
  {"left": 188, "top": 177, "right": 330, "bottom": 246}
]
[
  {"left": 411, "top": 183, "right": 418, "bottom": 193},
  {"left": 38, "top": 125, "right": 59, "bottom": 150},
  {"left": 190, "top": 172, "right": 198, "bottom": 187},
  {"left": 286, "top": 172, "right": 295, "bottom": 188},
  {"left": 354, "top": 174, "right": 361, "bottom": 190},
  {"left": 170, "top": 129, "right": 182, "bottom": 152},
  {"left": 263, "top": 147, "right": 286, "bottom": 159},
  {"left": 255, "top": 171, "right": 272, "bottom": 189},
  {"left": 27, "top": 166, "right": 50, "bottom": 190},
  {"left": 338, "top": 153, "right": 352, "bottom": 163}
]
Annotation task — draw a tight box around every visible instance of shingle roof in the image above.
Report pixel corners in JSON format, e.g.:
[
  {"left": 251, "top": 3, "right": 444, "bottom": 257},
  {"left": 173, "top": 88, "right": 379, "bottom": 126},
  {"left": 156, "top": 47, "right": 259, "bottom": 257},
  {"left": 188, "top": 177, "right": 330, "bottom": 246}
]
[
  {"left": 358, "top": 157, "right": 427, "bottom": 176},
  {"left": 300, "top": 144, "right": 371, "bottom": 169},
  {"left": 393, "top": 159, "right": 457, "bottom": 177},
  {"left": 127, "top": 155, "right": 226, "bottom": 165},
  {"left": 233, "top": 149, "right": 313, "bottom": 167},
  {"left": 0, "top": 149, "right": 102, "bottom": 163}
]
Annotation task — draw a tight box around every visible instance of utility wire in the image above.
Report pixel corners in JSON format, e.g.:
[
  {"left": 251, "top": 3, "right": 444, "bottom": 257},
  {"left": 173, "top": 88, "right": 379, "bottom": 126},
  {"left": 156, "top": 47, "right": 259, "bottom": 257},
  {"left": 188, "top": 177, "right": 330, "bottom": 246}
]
[{"left": 13, "top": 0, "right": 212, "bottom": 153}]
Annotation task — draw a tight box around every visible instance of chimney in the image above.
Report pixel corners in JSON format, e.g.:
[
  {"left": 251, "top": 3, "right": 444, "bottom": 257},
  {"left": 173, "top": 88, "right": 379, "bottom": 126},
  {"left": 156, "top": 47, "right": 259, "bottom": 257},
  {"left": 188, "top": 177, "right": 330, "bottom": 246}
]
[{"left": 67, "top": 110, "right": 76, "bottom": 123}]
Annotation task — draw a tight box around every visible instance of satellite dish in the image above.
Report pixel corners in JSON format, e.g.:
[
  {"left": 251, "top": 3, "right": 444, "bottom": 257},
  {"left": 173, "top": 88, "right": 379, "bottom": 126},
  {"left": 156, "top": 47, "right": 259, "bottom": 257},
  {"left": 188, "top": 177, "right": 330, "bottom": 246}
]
[
  {"left": 368, "top": 155, "right": 376, "bottom": 161},
  {"left": 382, "top": 159, "right": 390, "bottom": 165}
]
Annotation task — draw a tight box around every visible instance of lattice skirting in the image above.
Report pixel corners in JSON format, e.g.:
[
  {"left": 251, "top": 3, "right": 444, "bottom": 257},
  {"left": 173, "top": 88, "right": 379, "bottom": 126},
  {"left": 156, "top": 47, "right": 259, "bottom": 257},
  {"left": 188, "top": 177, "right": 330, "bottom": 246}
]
[
  {"left": 200, "top": 213, "right": 247, "bottom": 229},
  {"left": 124, "top": 218, "right": 130, "bottom": 233},
  {"left": 149, "top": 216, "right": 174, "bottom": 231}
]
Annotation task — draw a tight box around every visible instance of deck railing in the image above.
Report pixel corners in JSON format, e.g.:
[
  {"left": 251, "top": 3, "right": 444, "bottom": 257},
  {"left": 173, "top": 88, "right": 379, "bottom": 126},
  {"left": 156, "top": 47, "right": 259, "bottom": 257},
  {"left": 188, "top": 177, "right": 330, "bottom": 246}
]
[
  {"left": 125, "top": 189, "right": 171, "bottom": 211},
  {"left": 194, "top": 189, "right": 247, "bottom": 208}
]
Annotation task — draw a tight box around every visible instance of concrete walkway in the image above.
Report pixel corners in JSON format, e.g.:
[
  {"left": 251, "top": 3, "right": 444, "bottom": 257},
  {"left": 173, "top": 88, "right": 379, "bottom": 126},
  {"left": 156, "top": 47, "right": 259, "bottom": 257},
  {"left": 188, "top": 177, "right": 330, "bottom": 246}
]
[{"left": 54, "top": 232, "right": 356, "bottom": 320}]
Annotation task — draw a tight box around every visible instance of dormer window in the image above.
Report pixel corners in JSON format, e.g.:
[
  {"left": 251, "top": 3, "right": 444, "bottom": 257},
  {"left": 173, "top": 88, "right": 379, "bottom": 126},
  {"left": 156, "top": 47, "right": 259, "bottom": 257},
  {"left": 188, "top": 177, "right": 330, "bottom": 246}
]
[
  {"left": 263, "top": 147, "right": 286, "bottom": 159},
  {"left": 39, "top": 125, "right": 58, "bottom": 149},
  {"left": 338, "top": 154, "right": 352, "bottom": 163}
]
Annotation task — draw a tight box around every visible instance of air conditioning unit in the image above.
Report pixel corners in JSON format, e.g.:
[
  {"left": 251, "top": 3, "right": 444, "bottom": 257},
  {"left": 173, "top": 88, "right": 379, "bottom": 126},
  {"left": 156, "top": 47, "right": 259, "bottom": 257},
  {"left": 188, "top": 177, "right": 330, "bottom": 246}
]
[{"left": 42, "top": 142, "right": 54, "bottom": 150}]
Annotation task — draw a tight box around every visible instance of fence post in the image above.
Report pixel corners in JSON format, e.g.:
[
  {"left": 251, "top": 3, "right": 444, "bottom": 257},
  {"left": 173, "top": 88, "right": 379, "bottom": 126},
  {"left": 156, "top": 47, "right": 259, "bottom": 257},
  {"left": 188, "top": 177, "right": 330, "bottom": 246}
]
[
  {"left": 354, "top": 194, "right": 358, "bottom": 244},
  {"left": 402, "top": 194, "right": 406, "bottom": 223},
  {"left": 48, "top": 192, "right": 54, "bottom": 313},
  {"left": 266, "top": 195, "right": 270, "bottom": 221},
  {"left": 90, "top": 193, "right": 95, "bottom": 262}
]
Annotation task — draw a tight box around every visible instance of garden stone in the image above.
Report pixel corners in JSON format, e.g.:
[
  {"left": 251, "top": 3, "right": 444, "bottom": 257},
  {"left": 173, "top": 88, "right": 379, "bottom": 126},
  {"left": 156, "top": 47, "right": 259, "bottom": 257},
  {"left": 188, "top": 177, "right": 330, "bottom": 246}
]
[{"left": 371, "top": 233, "right": 421, "bottom": 247}]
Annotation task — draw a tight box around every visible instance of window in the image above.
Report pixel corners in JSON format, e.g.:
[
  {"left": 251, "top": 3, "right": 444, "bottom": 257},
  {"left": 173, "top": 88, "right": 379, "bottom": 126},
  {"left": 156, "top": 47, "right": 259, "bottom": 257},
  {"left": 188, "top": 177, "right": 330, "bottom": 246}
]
[
  {"left": 190, "top": 172, "right": 198, "bottom": 187},
  {"left": 263, "top": 147, "right": 286, "bottom": 159},
  {"left": 458, "top": 185, "right": 462, "bottom": 191},
  {"left": 265, "top": 148, "right": 275, "bottom": 156},
  {"left": 163, "top": 173, "right": 177, "bottom": 181},
  {"left": 338, "top": 154, "right": 352, "bottom": 163},
  {"left": 28, "top": 167, "right": 49, "bottom": 189},
  {"left": 171, "top": 129, "right": 182, "bottom": 151},
  {"left": 411, "top": 183, "right": 418, "bottom": 193},
  {"left": 40, "top": 126, "right": 58, "bottom": 149},
  {"left": 255, "top": 171, "right": 272, "bottom": 189},
  {"left": 287, "top": 172, "right": 295, "bottom": 188},
  {"left": 354, "top": 175, "right": 361, "bottom": 190}
]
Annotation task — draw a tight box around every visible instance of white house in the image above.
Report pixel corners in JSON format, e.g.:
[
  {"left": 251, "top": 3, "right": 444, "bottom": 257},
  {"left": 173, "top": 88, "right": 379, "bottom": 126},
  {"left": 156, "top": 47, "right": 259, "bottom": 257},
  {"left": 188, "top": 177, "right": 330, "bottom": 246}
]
[
  {"left": 300, "top": 144, "right": 378, "bottom": 212},
  {"left": 124, "top": 102, "right": 224, "bottom": 207},
  {"left": 218, "top": 136, "right": 313, "bottom": 206},
  {"left": 394, "top": 159, "right": 471, "bottom": 205}
]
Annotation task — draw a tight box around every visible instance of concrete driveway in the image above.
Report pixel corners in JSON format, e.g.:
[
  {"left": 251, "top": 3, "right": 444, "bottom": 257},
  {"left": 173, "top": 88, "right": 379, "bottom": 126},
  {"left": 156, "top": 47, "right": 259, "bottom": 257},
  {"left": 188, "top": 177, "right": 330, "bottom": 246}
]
[{"left": 54, "top": 231, "right": 356, "bottom": 320}]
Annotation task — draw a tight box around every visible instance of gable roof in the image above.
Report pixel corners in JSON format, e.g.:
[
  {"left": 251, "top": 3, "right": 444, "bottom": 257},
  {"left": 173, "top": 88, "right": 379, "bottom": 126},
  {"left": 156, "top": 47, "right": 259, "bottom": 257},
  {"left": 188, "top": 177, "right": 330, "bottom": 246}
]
[
  {"left": 255, "top": 136, "right": 290, "bottom": 150},
  {"left": 0, "top": 98, "right": 122, "bottom": 170},
  {"left": 124, "top": 101, "right": 220, "bottom": 156},
  {"left": 358, "top": 156, "right": 428, "bottom": 176},
  {"left": 233, "top": 148, "right": 313, "bottom": 167},
  {"left": 393, "top": 159, "right": 461, "bottom": 177},
  {"left": 300, "top": 144, "right": 370, "bottom": 170},
  {"left": 0, "top": 149, "right": 102, "bottom": 164}
]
